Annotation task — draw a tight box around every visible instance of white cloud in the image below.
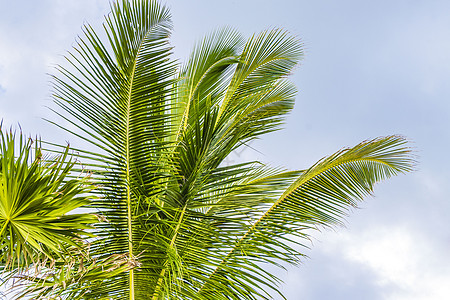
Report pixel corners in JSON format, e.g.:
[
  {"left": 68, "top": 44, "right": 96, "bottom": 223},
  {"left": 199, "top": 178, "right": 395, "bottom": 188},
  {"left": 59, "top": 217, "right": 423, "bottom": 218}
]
[{"left": 330, "top": 226, "right": 450, "bottom": 300}]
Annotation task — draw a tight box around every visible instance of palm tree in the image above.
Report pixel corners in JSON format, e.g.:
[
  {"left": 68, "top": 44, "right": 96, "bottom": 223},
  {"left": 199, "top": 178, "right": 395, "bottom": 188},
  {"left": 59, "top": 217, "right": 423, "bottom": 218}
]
[
  {"left": 0, "top": 127, "right": 99, "bottom": 289},
  {"left": 8, "top": 0, "right": 413, "bottom": 299}
]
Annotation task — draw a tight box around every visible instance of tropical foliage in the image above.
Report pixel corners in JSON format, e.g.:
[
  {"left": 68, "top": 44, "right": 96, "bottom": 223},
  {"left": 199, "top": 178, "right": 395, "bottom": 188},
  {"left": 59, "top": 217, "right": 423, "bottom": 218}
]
[
  {"left": 0, "top": 127, "right": 101, "bottom": 294},
  {"left": 1, "top": 0, "right": 413, "bottom": 299}
]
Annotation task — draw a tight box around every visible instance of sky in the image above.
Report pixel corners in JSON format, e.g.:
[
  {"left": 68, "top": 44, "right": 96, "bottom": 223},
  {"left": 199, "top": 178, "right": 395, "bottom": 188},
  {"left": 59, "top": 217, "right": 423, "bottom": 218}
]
[{"left": 1, "top": 0, "right": 450, "bottom": 299}]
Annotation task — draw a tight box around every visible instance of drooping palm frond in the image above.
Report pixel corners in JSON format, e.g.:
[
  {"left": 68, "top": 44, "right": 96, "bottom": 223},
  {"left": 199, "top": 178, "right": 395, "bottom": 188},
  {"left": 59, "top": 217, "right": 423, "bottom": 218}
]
[
  {"left": 44, "top": 1, "right": 414, "bottom": 299},
  {"left": 197, "top": 136, "right": 414, "bottom": 299},
  {"left": 0, "top": 127, "right": 96, "bottom": 275}
]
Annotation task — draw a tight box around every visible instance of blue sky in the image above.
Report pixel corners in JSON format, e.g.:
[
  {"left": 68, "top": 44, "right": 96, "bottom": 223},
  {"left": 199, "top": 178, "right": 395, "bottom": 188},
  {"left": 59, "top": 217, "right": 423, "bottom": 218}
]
[{"left": 1, "top": 1, "right": 449, "bottom": 299}]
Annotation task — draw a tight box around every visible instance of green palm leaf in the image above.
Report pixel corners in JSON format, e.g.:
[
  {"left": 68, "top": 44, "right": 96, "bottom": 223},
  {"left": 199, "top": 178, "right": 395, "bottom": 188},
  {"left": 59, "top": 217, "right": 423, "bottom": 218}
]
[{"left": 49, "top": 0, "right": 176, "bottom": 298}]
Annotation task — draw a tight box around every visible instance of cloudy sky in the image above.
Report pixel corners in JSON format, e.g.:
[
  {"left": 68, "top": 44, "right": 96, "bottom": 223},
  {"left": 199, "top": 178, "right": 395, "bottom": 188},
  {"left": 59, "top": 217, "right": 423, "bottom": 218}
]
[{"left": 1, "top": 0, "right": 449, "bottom": 299}]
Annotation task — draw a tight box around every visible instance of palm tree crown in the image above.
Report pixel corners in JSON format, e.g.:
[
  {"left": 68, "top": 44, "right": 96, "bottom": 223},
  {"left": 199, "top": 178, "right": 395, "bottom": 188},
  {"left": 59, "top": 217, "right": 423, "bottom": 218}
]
[{"left": 6, "top": 1, "right": 413, "bottom": 299}]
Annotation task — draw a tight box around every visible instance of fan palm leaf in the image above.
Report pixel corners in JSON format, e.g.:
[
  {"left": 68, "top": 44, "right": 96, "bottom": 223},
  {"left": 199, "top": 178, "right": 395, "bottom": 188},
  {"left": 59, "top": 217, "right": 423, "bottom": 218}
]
[{"left": 0, "top": 126, "right": 96, "bottom": 278}]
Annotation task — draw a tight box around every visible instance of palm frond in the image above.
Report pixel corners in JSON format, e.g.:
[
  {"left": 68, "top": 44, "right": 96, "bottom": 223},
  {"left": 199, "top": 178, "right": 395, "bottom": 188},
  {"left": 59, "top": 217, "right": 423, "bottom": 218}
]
[
  {"left": 197, "top": 136, "right": 414, "bottom": 299},
  {"left": 49, "top": 0, "right": 177, "bottom": 298}
]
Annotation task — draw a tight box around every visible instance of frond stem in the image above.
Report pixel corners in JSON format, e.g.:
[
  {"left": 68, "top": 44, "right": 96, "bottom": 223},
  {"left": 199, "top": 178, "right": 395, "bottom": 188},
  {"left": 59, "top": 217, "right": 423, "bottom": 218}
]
[{"left": 152, "top": 204, "right": 188, "bottom": 299}]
